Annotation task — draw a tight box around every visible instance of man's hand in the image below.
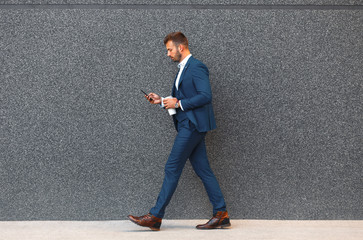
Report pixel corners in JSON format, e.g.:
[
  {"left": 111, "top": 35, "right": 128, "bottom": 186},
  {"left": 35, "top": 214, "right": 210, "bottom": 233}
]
[
  {"left": 163, "top": 98, "right": 178, "bottom": 109},
  {"left": 145, "top": 93, "right": 161, "bottom": 104}
]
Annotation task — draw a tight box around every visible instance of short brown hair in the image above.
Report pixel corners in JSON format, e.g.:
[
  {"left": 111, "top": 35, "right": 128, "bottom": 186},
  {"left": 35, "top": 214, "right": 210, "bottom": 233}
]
[{"left": 164, "top": 32, "right": 189, "bottom": 48}]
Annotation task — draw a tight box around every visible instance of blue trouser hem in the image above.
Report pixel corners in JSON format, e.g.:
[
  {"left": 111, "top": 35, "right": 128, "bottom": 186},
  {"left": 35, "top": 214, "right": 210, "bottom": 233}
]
[{"left": 213, "top": 208, "right": 227, "bottom": 215}]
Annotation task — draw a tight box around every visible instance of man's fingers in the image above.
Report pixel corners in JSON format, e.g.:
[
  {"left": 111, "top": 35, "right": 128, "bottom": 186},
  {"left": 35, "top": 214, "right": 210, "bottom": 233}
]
[{"left": 145, "top": 95, "right": 153, "bottom": 103}]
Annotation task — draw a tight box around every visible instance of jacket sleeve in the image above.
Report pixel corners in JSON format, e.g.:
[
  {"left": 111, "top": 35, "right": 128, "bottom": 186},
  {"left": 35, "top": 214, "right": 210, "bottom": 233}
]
[{"left": 180, "top": 63, "right": 212, "bottom": 111}]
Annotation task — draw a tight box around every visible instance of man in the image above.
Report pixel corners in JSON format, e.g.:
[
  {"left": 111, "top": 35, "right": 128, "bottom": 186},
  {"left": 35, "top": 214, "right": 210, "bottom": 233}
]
[{"left": 128, "top": 32, "right": 230, "bottom": 231}]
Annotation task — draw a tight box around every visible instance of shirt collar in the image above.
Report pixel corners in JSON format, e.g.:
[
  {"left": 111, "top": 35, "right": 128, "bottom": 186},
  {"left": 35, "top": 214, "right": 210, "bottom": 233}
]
[{"left": 178, "top": 54, "right": 192, "bottom": 68}]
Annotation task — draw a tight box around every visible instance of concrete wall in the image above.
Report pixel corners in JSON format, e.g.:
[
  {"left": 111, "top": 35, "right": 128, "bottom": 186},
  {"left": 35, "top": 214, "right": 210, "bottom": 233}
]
[{"left": 1, "top": 1, "right": 362, "bottom": 220}]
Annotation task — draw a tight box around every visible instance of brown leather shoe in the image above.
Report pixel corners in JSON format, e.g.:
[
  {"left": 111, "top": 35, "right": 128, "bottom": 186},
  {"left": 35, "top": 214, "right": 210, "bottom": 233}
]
[
  {"left": 196, "top": 211, "right": 231, "bottom": 229},
  {"left": 128, "top": 213, "right": 162, "bottom": 231}
]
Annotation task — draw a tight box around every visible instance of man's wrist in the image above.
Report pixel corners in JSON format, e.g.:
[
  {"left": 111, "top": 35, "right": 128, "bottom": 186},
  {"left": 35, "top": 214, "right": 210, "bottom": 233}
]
[
  {"left": 175, "top": 100, "right": 180, "bottom": 108},
  {"left": 160, "top": 97, "right": 165, "bottom": 108}
]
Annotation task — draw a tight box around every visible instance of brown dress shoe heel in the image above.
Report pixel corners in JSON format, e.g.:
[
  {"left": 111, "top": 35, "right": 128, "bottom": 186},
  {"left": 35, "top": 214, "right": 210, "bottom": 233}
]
[
  {"left": 128, "top": 213, "right": 162, "bottom": 231},
  {"left": 196, "top": 211, "right": 231, "bottom": 229}
]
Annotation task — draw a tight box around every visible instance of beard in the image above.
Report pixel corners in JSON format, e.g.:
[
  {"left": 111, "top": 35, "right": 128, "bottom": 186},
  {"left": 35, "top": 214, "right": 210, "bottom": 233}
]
[{"left": 172, "top": 51, "right": 182, "bottom": 62}]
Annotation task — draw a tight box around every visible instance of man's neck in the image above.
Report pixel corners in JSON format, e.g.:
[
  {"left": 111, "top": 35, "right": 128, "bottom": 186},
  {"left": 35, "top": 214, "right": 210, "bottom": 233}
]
[{"left": 179, "top": 51, "right": 191, "bottom": 63}]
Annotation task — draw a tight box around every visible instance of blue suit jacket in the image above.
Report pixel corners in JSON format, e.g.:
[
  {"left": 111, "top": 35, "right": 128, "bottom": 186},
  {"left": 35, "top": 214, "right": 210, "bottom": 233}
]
[{"left": 171, "top": 56, "right": 217, "bottom": 132}]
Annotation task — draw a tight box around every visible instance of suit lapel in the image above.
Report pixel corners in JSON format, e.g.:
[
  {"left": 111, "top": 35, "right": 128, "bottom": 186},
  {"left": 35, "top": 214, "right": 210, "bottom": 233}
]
[
  {"left": 177, "top": 56, "right": 193, "bottom": 90},
  {"left": 172, "top": 71, "right": 178, "bottom": 96}
]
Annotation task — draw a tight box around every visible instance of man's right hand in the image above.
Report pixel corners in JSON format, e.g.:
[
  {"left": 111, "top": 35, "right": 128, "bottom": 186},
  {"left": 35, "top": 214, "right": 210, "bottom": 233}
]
[{"left": 145, "top": 92, "right": 161, "bottom": 104}]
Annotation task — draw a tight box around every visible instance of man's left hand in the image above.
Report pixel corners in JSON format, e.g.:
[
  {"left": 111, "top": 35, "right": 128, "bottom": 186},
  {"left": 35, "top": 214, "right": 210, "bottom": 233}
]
[{"left": 163, "top": 98, "right": 178, "bottom": 109}]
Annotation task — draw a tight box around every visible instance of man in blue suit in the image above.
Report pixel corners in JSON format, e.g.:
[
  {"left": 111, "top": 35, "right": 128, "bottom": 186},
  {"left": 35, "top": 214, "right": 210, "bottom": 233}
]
[{"left": 128, "top": 32, "right": 230, "bottom": 231}]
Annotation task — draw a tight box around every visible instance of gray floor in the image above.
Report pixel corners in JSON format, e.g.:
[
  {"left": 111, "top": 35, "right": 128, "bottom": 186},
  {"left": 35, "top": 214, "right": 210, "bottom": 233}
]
[{"left": 0, "top": 220, "right": 362, "bottom": 240}]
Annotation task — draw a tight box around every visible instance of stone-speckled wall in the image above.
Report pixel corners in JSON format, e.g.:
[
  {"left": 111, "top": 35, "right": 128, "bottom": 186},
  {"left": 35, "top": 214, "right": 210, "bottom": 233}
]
[{"left": 1, "top": 1, "right": 362, "bottom": 220}]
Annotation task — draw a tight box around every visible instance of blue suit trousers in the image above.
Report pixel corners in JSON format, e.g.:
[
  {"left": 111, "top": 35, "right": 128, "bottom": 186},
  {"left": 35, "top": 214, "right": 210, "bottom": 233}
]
[{"left": 150, "top": 118, "right": 227, "bottom": 218}]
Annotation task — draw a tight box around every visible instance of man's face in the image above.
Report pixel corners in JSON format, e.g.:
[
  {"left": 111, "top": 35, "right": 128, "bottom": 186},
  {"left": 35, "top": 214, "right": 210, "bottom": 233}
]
[{"left": 166, "top": 40, "right": 182, "bottom": 62}]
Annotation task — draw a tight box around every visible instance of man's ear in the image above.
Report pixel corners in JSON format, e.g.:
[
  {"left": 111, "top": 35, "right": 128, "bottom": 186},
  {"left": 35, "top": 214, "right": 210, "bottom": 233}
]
[{"left": 178, "top": 45, "right": 184, "bottom": 53}]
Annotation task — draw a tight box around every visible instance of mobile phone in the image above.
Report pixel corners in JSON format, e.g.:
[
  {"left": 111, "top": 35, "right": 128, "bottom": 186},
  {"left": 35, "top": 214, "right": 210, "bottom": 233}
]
[{"left": 141, "top": 89, "right": 153, "bottom": 101}]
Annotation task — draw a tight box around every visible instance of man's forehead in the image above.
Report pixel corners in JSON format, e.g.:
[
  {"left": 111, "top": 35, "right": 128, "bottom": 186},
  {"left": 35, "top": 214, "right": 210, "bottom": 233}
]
[{"left": 166, "top": 41, "right": 176, "bottom": 49}]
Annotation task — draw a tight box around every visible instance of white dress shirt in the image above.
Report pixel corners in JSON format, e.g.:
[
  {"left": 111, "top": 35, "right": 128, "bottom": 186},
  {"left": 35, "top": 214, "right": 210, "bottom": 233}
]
[
  {"left": 175, "top": 54, "right": 192, "bottom": 91},
  {"left": 161, "top": 54, "right": 192, "bottom": 111}
]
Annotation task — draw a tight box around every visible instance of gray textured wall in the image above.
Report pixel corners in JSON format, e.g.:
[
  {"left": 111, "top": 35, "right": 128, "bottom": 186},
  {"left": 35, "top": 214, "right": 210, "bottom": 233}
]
[{"left": 1, "top": 1, "right": 362, "bottom": 220}]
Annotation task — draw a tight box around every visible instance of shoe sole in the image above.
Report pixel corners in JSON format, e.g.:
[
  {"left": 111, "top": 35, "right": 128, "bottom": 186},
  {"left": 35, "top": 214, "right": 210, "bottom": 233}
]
[
  {"left": 149, "top": 227, "right": 161, "bottom": 231},
  {"left": 196, "top": 223, "right": 232, "bottom": 230},
  {"left": 127, "top": 216, "right": 161, "bottom": 231},
  {"left": 220, "top": 223, "right": 232, "bottom": 229}
]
